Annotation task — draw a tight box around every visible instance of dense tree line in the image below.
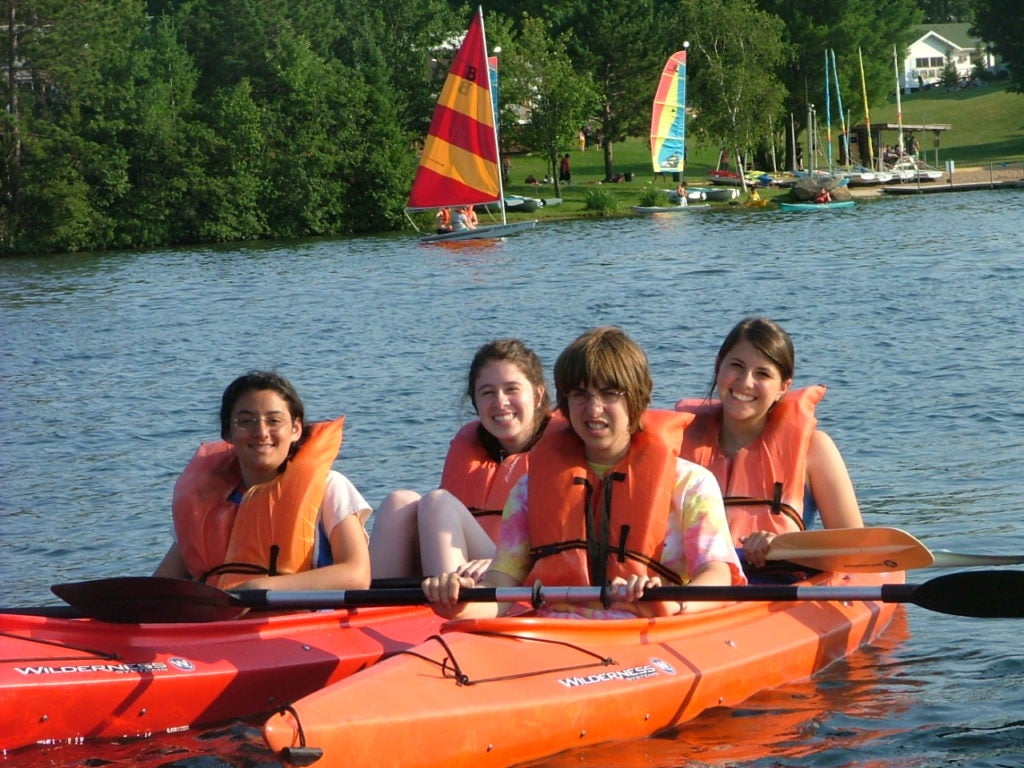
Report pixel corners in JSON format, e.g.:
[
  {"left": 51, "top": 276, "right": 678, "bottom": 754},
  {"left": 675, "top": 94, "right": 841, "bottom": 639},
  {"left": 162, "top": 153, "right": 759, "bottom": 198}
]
[{"left": 0, "top": 0, "right": 1017, "bottom": 254}]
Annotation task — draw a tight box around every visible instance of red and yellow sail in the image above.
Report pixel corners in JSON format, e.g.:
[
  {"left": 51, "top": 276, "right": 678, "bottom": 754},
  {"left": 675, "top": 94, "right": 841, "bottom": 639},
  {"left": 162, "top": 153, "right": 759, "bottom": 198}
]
[{"left": 407, "top": 10, "right": 501, "bottom": 210}]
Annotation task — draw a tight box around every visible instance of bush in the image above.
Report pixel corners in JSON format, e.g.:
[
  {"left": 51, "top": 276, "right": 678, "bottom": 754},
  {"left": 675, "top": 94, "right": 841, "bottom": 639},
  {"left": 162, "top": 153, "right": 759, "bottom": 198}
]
[
  {"left": 638, "top": 186, "right": 669, "bottom": 207},
  {"left": 583, "top": 186, "right": 620, "bottom": 215}
]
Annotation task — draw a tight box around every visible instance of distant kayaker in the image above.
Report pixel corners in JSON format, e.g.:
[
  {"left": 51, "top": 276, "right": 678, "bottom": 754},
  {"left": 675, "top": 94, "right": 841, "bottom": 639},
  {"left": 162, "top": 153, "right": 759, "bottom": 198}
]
[
  {"left": 675, "top": 317, "right": 863, "bottom": 569},
  {"left": 153, "top": 371, "right": 372, "bottom": 592},
  {"left": 813, "top": 187, "right": 832, "bottom": 204},
  {"left": 423, "top": 327, "right": 745, "bottom": 619},
  {"left": 370, "top": 339, "right": 551, "bottom": 581}
]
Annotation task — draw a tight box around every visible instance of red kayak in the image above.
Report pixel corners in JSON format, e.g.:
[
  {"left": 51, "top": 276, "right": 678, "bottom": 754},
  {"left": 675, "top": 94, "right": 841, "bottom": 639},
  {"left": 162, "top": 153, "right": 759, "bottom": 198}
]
[{"left": 0, "top": 603, "right": 442, "bottom": 751}]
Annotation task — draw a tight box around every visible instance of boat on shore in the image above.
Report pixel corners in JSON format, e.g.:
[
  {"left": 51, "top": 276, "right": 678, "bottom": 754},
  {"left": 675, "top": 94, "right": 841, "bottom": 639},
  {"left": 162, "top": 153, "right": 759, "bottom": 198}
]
[
  {"left": 886, "top": 158, "right": 944, "bottom": 183},
  {"left": 264, "top": 569, "right": 900, "bottom": 768},
  {"left": 632, "top": 203, "right": 711, "bottom": 214},
  {"left": 0, "top": 601, "right": 441, "bottom": 751}
]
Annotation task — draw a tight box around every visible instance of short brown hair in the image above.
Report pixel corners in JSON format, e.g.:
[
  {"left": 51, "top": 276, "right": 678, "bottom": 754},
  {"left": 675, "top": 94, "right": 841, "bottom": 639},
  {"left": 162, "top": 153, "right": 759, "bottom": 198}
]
[{"left": 554, "top": 327, "right": 651, "bottom": 432}]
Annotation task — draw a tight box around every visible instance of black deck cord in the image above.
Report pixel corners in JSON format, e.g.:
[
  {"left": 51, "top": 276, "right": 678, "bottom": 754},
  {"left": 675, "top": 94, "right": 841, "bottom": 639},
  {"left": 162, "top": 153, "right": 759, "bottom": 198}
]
[
  {"left": 273, "top": 703, "right": 323, "bottom": 767},
  {"left": 398, "top": 631, "right": 615, "bottom": 687}
]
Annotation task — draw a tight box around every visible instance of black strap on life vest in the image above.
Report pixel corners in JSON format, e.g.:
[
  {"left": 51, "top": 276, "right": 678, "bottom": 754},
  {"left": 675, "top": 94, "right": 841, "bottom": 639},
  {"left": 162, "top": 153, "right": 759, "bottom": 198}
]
[
  {"left": 198, "top": 544, "right": 281, "bottom": 584},
  {"left": 528, "top": 472, "right": 681, "bottom": 585},
  {"left": 723, "top": 481, "right": 805, "bottom": 531}
]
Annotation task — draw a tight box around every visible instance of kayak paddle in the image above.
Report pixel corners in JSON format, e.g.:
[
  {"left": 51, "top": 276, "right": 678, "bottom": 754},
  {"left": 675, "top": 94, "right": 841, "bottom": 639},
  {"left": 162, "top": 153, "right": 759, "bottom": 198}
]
[
  {"left": 767, "top": 527, "right": 1024, "bottom": 573},
  {"left": 51, "top": 570, "right": 1024, "bottom": 622}
]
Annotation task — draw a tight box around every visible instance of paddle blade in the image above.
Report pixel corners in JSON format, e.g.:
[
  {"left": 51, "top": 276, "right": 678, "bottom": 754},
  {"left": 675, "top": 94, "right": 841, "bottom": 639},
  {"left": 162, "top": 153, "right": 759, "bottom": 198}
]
[
  {"left": 906, "top": 570, "right": 1024, "bottom": 618},
  {"left": 931, "top": 551, "right": 1024, "bottom": 568},
  {"left": 768, "top": 527, "right": 935, "bottom": 573},
  {"left": 51, "top": 576, "right": 244, "bottom": 623}
]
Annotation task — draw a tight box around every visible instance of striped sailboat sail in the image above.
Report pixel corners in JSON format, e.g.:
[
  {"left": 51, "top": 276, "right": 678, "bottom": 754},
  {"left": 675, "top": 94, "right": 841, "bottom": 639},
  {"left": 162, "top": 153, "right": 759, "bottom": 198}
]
[
  {"left": 407, "top": 8, "right": 504, "bottom": 219},
  {"left": 650, "top": 48, "right": 688, "bottom": 173},
  {"left": 647, "top": 49, "right": 688, "bottom": 173}
]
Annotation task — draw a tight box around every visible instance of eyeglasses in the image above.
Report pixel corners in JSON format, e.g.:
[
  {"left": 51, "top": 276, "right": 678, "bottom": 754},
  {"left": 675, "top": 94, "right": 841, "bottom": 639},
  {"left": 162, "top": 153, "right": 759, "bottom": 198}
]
[
  {"left": 566, "top": 388, "right": 626, "bottom": 407},
  {"left": 231, "top": 415, "right": 292, "bottom": 431}
]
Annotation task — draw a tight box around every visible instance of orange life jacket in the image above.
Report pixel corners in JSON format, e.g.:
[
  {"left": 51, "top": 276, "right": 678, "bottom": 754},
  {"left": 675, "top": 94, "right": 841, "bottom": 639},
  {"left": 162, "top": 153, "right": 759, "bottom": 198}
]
[
  {"left": 438, "top": 421, "right": 533, "bottom": 541},
  {"left": 171, "top": 417, "right": 344, "bottom": 589},
  {"left": 674, "top": 386, "right": 824, "bottom": 543},
  {"left": 524, "top": 410, "right": 692, "bottom": 587}
]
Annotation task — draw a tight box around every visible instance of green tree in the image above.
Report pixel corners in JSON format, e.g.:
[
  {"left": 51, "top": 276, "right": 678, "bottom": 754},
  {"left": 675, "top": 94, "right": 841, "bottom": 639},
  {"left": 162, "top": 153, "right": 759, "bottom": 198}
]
[
  {"left": 971, "top": 0, "right": 1024, "bottom": 94},
  {"left": 917, "top": 0, "right": 974, "bottom": 22},
  {"left": 672, "top": 0, "right": 788, "bottom": 172},
  {"left": 533, "top": 0, "right": 669, "bottom": 180},
  {"left": 498, "top": 16, "right": 599, "bottom": 196}
]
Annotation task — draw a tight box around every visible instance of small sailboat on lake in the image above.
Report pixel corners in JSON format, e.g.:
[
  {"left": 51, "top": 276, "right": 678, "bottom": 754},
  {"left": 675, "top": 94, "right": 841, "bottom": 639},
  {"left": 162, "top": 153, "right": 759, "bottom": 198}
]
[
  {"left": 635, "top": 44, "right": 709, "bottom": 214},
  {"left": 409, "top": 8, "right": 536, "bottom": 242}
]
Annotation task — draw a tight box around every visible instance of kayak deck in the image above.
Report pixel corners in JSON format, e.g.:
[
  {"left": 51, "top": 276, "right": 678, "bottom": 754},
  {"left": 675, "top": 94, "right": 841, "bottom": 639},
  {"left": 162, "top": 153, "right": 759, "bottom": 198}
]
[
  {"left": 264, "top": 570, "right": 901, "bottom": 768},
  {"left": 0, "top": 604, "right": 442, "bottom": 751}
]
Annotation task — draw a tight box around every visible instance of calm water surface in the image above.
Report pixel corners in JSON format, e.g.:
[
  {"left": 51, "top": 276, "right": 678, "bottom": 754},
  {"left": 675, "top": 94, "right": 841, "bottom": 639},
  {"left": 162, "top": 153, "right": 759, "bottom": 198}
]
[{"left": 3, "top": 190, "right": 1024, "bottom": 766}]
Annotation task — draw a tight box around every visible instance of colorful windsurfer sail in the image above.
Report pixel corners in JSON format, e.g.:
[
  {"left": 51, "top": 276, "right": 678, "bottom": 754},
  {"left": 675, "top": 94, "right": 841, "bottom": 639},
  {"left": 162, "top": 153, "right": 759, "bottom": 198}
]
[{"left": 650, "top": 44, "right": 689, "bottom": 173}]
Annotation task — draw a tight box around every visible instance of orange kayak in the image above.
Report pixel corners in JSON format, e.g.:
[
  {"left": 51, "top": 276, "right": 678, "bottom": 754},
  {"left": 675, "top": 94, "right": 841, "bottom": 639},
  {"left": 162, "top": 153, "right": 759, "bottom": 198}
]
[
  {"left": 264, "top": 570, "right": 901, "bottom": 768},
  {"left": 0, "top": 604, "right": 442, "bottom": 751}
]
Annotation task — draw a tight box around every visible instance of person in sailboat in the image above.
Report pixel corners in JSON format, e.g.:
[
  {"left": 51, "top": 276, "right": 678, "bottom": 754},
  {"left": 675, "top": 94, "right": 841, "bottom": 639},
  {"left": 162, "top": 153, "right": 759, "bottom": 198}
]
[
  {"left": 451, "top": 206, "right": 476, "bottom": 232},
  {"left": 674, "top": 317, "right": 863, "bottom": 570},
  {"left": 154, "top": 371, "right": 372, "bottom": 592},
  {"left": 435, "top": 208, "right": 452, "bottom": 234},
  {"left": 370, "top": 339, "right": 551, "bottom": 581},
  {"left": 422, "top": 326, "right": 744, "bottom": 620}
]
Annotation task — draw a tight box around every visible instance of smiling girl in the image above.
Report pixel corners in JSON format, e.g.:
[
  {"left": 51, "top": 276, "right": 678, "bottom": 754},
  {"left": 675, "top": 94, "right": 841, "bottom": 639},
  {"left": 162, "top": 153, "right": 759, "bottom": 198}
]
[
  {"left": 675, "top": 317, "right": 863, "bottom": 568},
  {"left": 154, "top": 371, "right": 371, "bottom": 592},
  {"left": 369, "top": 339, "right": 550, "bottom": 580}
]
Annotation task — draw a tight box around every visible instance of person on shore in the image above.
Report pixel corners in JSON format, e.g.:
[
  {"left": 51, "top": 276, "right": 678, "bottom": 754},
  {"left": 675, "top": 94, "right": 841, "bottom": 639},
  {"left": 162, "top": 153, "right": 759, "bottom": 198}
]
[
  {"left": 559, "top": 153, "right": 572, "bottom": 184},
  {"left": 674, "top": 317, "right": 863, "bottom": 568},
  {"left": 676, "top": 181, "right": 689, "bottom": 207},
  {"left": 154, "top": 371, "right": 371, "bottom": 591},
  {"left": 370, "top": 339, "right": 551, "bottom": 581},
  {"left": 423, "top": 327, "right": 744, "bottom": 619}
]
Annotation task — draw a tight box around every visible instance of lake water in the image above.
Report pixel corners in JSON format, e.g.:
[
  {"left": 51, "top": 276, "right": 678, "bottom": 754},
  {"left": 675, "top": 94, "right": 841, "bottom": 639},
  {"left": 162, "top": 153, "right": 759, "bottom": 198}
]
[{"left": 3, "top": 189, "right": 1024, "bottom": 767}]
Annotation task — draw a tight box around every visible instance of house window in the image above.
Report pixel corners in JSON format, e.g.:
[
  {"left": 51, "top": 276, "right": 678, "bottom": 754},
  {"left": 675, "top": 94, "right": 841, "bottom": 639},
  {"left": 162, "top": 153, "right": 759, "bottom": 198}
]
[
  {"left": 929, "top": 56, "right": 944, "bottom": 67},
  {"left": 915, "top": 57, "right": 930, "bottom": 68}
]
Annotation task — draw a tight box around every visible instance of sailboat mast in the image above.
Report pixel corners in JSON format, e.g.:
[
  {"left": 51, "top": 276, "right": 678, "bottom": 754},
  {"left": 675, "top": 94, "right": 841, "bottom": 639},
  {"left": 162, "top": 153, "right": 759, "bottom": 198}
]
[
  {"left": 831, "top": 50, "right": 848, "bottom": 168},
  {"left": 824, "top": 50, "right": 833, "bottom": 170},
  {"left": 857, "top": 47, "right": 875, "bottom": 169},
  {"left": 477, "top": 8, "right": 507, "bottom": 225},
  {"left": 893, "top": 44, "right": 904, "bottom": 156}
]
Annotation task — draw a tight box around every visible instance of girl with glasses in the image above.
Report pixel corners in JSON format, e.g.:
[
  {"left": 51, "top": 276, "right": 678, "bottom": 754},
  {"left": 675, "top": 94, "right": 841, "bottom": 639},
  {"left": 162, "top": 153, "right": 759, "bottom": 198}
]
[{"left": 153, "top": 370, "right": 371, "bottom": 592}]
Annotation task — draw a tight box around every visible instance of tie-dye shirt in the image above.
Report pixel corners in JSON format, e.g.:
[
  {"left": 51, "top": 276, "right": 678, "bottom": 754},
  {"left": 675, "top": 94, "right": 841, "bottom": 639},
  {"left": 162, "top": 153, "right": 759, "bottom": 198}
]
[{"left": 490, "top": 458, "right": 746, "bottom": 618}]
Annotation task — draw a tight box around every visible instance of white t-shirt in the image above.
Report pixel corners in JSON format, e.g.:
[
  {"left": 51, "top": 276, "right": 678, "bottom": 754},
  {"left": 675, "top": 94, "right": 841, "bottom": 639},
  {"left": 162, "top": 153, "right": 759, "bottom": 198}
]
[{"left": 315, "top": 470, "right": 371, "bottom": 565}]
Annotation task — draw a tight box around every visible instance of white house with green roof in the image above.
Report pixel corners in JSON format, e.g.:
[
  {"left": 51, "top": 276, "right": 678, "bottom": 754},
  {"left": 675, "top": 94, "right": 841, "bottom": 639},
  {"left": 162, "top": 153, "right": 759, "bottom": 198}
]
[{"left": 900, "top": 23, "right": 997, "bottom": 91}]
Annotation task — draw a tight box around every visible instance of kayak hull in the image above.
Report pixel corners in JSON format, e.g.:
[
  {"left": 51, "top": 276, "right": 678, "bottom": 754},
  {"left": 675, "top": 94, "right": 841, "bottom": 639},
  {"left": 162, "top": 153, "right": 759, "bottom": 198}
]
[
  {"left": 0, "top": 605, "right": 442, "bottom": 751},
  {"left": 779, "top": 200, "right": 854, "bottom": 211},
  {"left": 264, "top": 570, "right": 900, "bottom": 768}
]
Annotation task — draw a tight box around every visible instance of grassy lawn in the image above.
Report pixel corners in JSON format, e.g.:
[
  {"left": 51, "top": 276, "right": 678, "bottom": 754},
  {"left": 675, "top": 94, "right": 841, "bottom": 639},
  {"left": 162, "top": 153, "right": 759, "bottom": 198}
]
[{"left": 494, "top": 80, "right": 1023, "bottom": 220}]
